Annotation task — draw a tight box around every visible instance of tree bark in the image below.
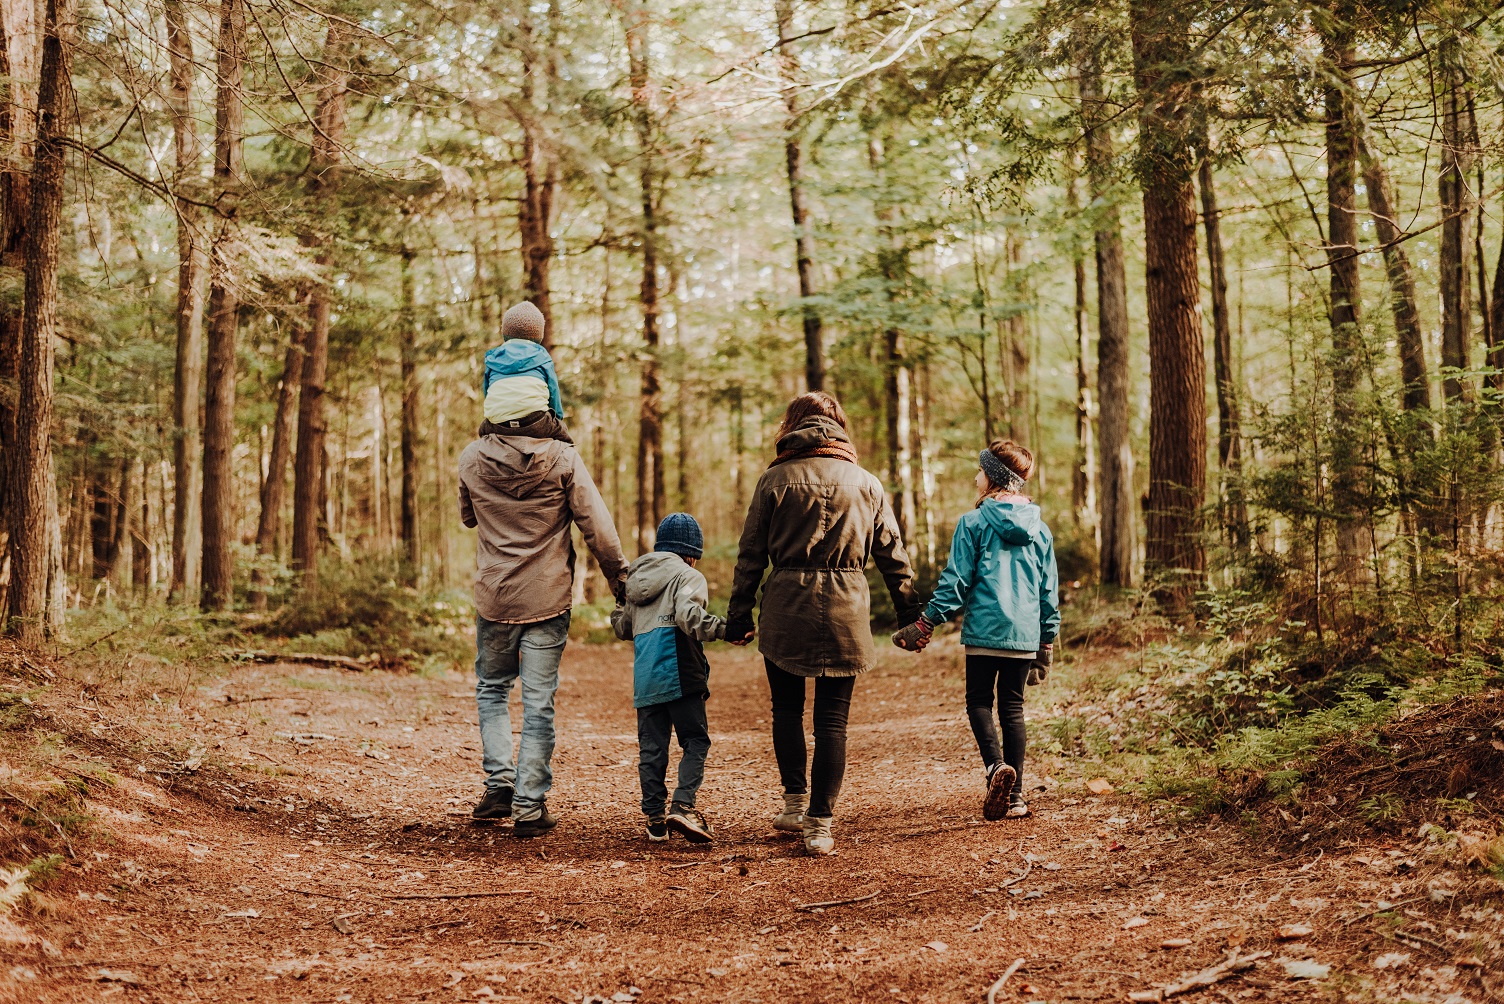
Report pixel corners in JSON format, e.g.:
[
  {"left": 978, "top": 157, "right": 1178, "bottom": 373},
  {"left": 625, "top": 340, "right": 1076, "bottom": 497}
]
[
  {"left": 1358, "top": 130, "right": 1430, "bottom": 412},
  {"left": 165, "top": 0, "right": 204, "bottom": 603},
  {"left": 6, "top": 0, "right": 72, "bottom": 642},
  {"left": 1322, "top": 14, "right": 1366, "bottom": 579},
  {"left": 1080, "top": 34, "right": 1135, "bottom": 587},
  {"left": 109, "top": 455, "right": 138, "bottom": 591},
  {"left": 200, "top": 0, "right": 246, "bottom": 611},
  {"left": 291, "top": 22, "right": 350, "bottom": 583},
  {"left": 1198, "top": 158, "right": 1248, "bottom": 550},
  {"left": 1071, "top": 186, "right": 1096, "bottom": 535},
  {"left": 1005, "top": 236, "right": 1030, "bottom": 443},
  {"left": 775, "top": 0, "right": 823, "bottom": 392},
  {"left": 399, "top": 248, "right": 420, "bottom": 580},
  {"left": 626, "top": 1, "right": 664, "bottom": 554},
  {"left": 1132, "top": 0, "right": 1207, "bottom": 607},
  {"left": 1438, "top": 33, "right": 1472, "bottom": 402},
  {"left": 516, "top": 10, "right": 556, "bottom": 348},
  {"left": 251, "top": 320, "right": 303, "bottom": 603}
]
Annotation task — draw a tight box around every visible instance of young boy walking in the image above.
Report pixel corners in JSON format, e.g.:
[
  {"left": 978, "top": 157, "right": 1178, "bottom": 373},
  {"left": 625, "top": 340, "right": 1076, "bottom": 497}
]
[
  {"left": 611, "top": 513, "right": 726, "bottom": 843},
  {"left": 893, "top": 440, "right": 1059, "bottom": 820}
]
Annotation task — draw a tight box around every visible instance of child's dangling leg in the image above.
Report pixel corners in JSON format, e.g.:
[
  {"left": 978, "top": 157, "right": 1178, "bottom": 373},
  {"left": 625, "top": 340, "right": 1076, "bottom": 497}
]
[{"left": 965, "top": 654, "right": 1015, "bottom": 820}]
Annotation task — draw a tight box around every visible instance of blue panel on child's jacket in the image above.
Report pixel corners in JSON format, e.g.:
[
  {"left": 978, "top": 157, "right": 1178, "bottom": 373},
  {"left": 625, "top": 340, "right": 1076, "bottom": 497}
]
[{"left": 633, "top": 627, "right": 683, "bottom": 708}]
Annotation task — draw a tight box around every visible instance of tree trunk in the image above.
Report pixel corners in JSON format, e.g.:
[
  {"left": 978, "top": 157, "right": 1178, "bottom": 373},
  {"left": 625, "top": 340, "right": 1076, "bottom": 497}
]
[
  {"left": 626, "top": 1, "right": 664, "bottom": 554},
  {"left": 5, "top": 0, "right": 72, "bottom": 642},
  {"left": 775, "top": 0, "right": 823, "bottom": 392},
  {"left": 0, "top": 0, "right": 40, "bottom": 619},
  {"left": 1198, "top": 158, "right": 1248, "bottom": 550},
  {"left": 1322, "top": 16, "right": 1367, "bottom": 580},
  {"left": 399, "top": 248, "right": 420, "bottom": 580},
  {"left": 1067, "top": 176, "right": 1096, "bottom": 534},
  {"left": 1081, "top": 39, "right": 1136, "bottom": 587},
  {"left": 1005, "top": 236, "right": 1029, "bottom": 442},
  {"left": 200, "top": 0, "right": 246, "bottom": 611},
  {"left": 516, "top": 10, "right": 556, "bottom": 348},
  {"left": 1358, "top": 130, "right": 1430, "bottom": 412},
  {"left": 165, "top": 0, "right": 204, "bottom": 603},
  {"left": 251, "top": 321, "right": 303, "bottom": 603},
  {"left": 1132, "top": 0, "right": 1207, "bottom": 607},
  {"left": 109, "top": 456, "right": 137, "bottom": 591},
  {"left": 291, "top": 22, "right": 349, "bottom": 583},
  {"left": 1438, "top": 33, "right": 1472, "bottom": 402}
]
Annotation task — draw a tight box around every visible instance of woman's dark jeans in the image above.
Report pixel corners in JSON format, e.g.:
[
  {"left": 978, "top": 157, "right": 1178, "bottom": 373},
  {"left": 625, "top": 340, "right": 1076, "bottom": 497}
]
[
  {"left": 965, "top": 654, "right": 1030, "bottom": 789},
  {"left": 765, "top": 660, "right": 855, "bottom": 819}
]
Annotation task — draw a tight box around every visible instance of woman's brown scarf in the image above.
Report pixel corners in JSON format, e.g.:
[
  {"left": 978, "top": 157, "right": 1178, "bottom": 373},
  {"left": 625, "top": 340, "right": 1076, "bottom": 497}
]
[{"left": 768, "top": 440, "right": 861, "bottom": 469}]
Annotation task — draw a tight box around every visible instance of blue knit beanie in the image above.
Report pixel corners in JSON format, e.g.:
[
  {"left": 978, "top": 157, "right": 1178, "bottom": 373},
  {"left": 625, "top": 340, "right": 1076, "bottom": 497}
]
[{"left": 654, "top": 512, "right": 704, "bottom": 559}]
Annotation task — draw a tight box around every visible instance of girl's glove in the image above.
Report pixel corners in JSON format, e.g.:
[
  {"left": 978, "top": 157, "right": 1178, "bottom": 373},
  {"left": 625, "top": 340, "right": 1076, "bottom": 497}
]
[
  {"left": 1026, "top": 644, "right": 1053, "bottom": 686},
  {"left": 892, "top": 614, "right": 934, "bottom": 652}
]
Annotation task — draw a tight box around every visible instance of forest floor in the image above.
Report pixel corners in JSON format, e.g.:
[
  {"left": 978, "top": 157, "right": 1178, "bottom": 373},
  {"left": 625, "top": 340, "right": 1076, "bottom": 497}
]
[{"left": 1, "top": 632, "right": 1501, "bottom": 1004}]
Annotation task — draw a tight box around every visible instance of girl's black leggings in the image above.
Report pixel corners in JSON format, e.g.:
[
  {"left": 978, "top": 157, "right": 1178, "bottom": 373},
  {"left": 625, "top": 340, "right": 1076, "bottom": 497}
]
[
  {"left": 965, "top": 654, "right": 1029, "bottom": 790},
  {"left": 765, "top": 660, "right": 855, "bottom": 819}
]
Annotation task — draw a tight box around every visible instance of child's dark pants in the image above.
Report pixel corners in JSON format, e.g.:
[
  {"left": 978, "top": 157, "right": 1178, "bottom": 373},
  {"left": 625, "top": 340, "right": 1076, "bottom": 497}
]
[
  {"left": 965, "top": 654, "right": 1030, "bottom": 789},
  {"left": 636, "top": 695, "right": 710, "bottom": 816},
  {"left": 765, "top": 660, "right": 855, "bottom": 819}
]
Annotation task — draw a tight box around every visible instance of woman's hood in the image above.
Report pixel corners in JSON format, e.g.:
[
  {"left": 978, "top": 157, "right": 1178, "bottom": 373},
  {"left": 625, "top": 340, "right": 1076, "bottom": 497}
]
[
  {"left": 774, "top": 416, "right": 851, "bottom": 455},
  {"left": 978, "top": 498, "right": 1041, "bottom": 545}
]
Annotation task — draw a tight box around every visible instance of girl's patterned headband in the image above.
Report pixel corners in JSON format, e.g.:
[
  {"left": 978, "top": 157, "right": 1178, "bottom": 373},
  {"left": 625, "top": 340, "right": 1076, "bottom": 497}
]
[{"left": 978, "top": 449, "right": 1026, "bottom": 493}]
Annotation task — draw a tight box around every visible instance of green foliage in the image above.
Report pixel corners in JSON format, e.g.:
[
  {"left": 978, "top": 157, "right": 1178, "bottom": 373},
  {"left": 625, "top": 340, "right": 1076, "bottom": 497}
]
[{"left": 266, "top": 557, "right": 473, "bottom": 668}]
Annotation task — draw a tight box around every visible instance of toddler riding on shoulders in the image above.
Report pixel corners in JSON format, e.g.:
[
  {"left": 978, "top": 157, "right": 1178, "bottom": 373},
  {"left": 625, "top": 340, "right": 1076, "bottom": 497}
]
[{"left": 480, "top": 301, "right": 572, "bottom": 444}]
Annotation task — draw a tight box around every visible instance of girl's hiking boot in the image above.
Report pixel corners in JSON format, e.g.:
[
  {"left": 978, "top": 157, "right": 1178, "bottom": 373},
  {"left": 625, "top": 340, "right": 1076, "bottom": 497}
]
[
  {"left": 667, "top": 806, "right": 713, "bottom": 843},
  {"left": 773, "top": 792, "right": 808, "bottom": 833},
  {"left": 645, "top": 815, "right": 669, "bottom": 842},
  {"left": 472, "top": 785, "right": 513, "bottom": 822},
  {"left": 1005, "top": 792, "right": 1030, "bottom": 819},
  {"left": 802, "top": 815, "right": 835, "bottom": 856},
  {"left": 983, "top": 762, "right": 1017, "bottom": 821}
]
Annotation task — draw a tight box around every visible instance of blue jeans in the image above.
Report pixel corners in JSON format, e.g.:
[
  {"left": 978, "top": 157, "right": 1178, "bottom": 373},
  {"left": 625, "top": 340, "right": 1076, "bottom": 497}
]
[
  {"left": 475, "top": 611, "right": 571, "bottom": 817},
  {"left": 636, "top": 695, "right": 710, "bottom": 816}
]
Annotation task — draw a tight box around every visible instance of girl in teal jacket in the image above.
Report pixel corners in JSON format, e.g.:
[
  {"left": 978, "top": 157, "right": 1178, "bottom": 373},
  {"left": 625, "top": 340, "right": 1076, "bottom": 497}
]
[{"left": 893, "top": 440, "right": 1059, "bottom": 820}]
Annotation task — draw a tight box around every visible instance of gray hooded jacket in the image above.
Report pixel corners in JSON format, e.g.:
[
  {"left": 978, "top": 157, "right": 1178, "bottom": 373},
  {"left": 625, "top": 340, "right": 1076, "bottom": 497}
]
[{"left": 611, "top": 551, "right": 725, "bottom": 708}]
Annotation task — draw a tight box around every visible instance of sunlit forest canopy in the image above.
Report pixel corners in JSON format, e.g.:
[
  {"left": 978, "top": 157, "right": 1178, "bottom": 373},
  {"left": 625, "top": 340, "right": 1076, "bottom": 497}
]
[{"left": 1, "top": 0, "right": 1503, "bottom": 654}]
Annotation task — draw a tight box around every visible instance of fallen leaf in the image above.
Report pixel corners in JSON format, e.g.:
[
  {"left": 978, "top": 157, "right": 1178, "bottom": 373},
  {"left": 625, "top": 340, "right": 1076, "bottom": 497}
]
[
  {"left": 1087, "top": 778, "right": 1114, "bottom": 794},
  {"left": 1160, "top": 938, "right": 1192, "bottom": 949},
  {"left": 925, "top": 941, "right": 948, "bottom": 953},
  {"left": 472, "top": 988, "right": 494, "bottom": 999},
  {"left": 443, "top": 972, "right": 465, "bottom": 989},
  {"left": 706, "top": 968, "right": 728, "bottom": 977},
  {"left": 93, "top": 970, "right": 142, "bottom": 985},
  {"left": 1108, "top": 841, "right": 1127, "bottom": 852},
  {"left": 1454, "top": 956, "right": 1484, "bottom": 969},
  {"left": 1019, "top": 984, "right": 1039, "bottom": 994},
  {"left": 332, "top": 916, "right": 355, "bottom": 935},
  {"left": 1491, "top": 740, "right": 1504, "bottom": 752},
  {"left": 1124, "top": 917, "right": 1149, "bottom": 930},
  {"left": 1373, "top": 952, "right": 1410, "bottom": 970},
  {"left": 220, "top": 908, "right": 259, "bottom": 919},
  {"left": 1277, "top": 923, "right": 1314, "bottom": 940},
  {"left": 1281, "top": 959, "right": 1331, "bottom": 980},
  {"left": 611, "top": 994, "right": 636, "bottom": 1002}
]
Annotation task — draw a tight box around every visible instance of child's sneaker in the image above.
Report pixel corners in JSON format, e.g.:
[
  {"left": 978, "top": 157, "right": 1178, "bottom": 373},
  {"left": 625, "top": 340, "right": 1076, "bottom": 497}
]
[
  {"left": 666, "top": 805, "right": 713, "bottom": 843},
  {"left": 645, "top": 815, "right": 669, "bottom": 842},
  {"left": 1005, "top": 792, "right": 1030, "bottom": 818},
  {"left": 983, "top": 762, "right": 1016, "bottom": 821}
]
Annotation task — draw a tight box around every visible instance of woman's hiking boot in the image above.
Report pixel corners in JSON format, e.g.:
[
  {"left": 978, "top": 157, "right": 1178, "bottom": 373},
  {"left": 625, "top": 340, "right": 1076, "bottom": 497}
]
[
  {"left": 472, "top": 785, "right": 513, "bottom": 823},
  {"left": 645, "top": 814, "right": 669, "bottom": 842},
  {"left": 1005, "top": 792, "right": 1030, "bottom": 819},
  {"left": 802, "top": 815, "right": 835, "bottom": 856},
  {"left": 983, "top": 762, "right": 1017, "bottom": 821},
  {"left": 773, "top": 792, "right": 808, "bottom": 833},
  {"left": 667, "top": 806, "right": 714, "bottom": 844}
]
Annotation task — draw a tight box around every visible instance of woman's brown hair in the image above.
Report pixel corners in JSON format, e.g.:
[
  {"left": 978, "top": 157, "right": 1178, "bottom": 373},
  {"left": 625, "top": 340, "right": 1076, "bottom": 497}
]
[{"left": 776, "top": 391, "right": 849, "bottom": 441}]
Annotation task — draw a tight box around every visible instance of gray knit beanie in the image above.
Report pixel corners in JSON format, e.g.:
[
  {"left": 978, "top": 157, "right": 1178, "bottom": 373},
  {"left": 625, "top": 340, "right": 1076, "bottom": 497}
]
[{"left": 502, "top": 301, "right": 546, "bottom": 343}]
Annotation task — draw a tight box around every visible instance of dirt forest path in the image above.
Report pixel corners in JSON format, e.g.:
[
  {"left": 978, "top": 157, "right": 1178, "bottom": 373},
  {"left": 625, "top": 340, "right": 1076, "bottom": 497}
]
[{"left": 5, "top": 637, "right": 1496, "bottom": 1003}]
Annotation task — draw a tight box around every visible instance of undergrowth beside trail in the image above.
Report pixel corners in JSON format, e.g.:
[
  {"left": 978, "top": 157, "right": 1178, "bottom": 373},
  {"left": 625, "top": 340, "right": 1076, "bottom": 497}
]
[{"left": 1052, "top": 585, "right": 1504, "bottom": 854}]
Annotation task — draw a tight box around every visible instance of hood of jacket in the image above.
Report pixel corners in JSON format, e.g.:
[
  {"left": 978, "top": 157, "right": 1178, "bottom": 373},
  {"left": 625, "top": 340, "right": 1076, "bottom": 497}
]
[
  {"left": 486, "top": 339, "right": 551, "bottom": 375},
  {"left": 625, "top": 550, "right": 691, "bottom": 606},
  {"left": 469, "top": 435, "right": 566, "bottom": 500},
  {"left": 774, "top": 416, "right": 852, "bottom": 456},
  {"left": 978, "top": 498, "right": 1041, "bottom": 545}
]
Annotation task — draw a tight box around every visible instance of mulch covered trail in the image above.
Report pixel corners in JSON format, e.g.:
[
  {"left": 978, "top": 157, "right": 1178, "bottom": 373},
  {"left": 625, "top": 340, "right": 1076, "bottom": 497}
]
[{"left": 2, "top": 638, "right": 1498, "bottom": 1003}]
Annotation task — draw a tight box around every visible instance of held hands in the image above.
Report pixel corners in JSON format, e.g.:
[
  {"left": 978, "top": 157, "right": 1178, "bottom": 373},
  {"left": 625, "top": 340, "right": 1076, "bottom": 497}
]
[
  {"left": 725, "top": 615, "right": 756, "bottom": 647},
  {"left": 891, "top": 614, "right": 934, "bottom": 652}
]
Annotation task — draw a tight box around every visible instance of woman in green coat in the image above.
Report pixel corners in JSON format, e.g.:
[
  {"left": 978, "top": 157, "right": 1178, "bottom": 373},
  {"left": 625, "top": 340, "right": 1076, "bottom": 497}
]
[{"left": 726, "top": 391, "right": 922, "bottom": 855}]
